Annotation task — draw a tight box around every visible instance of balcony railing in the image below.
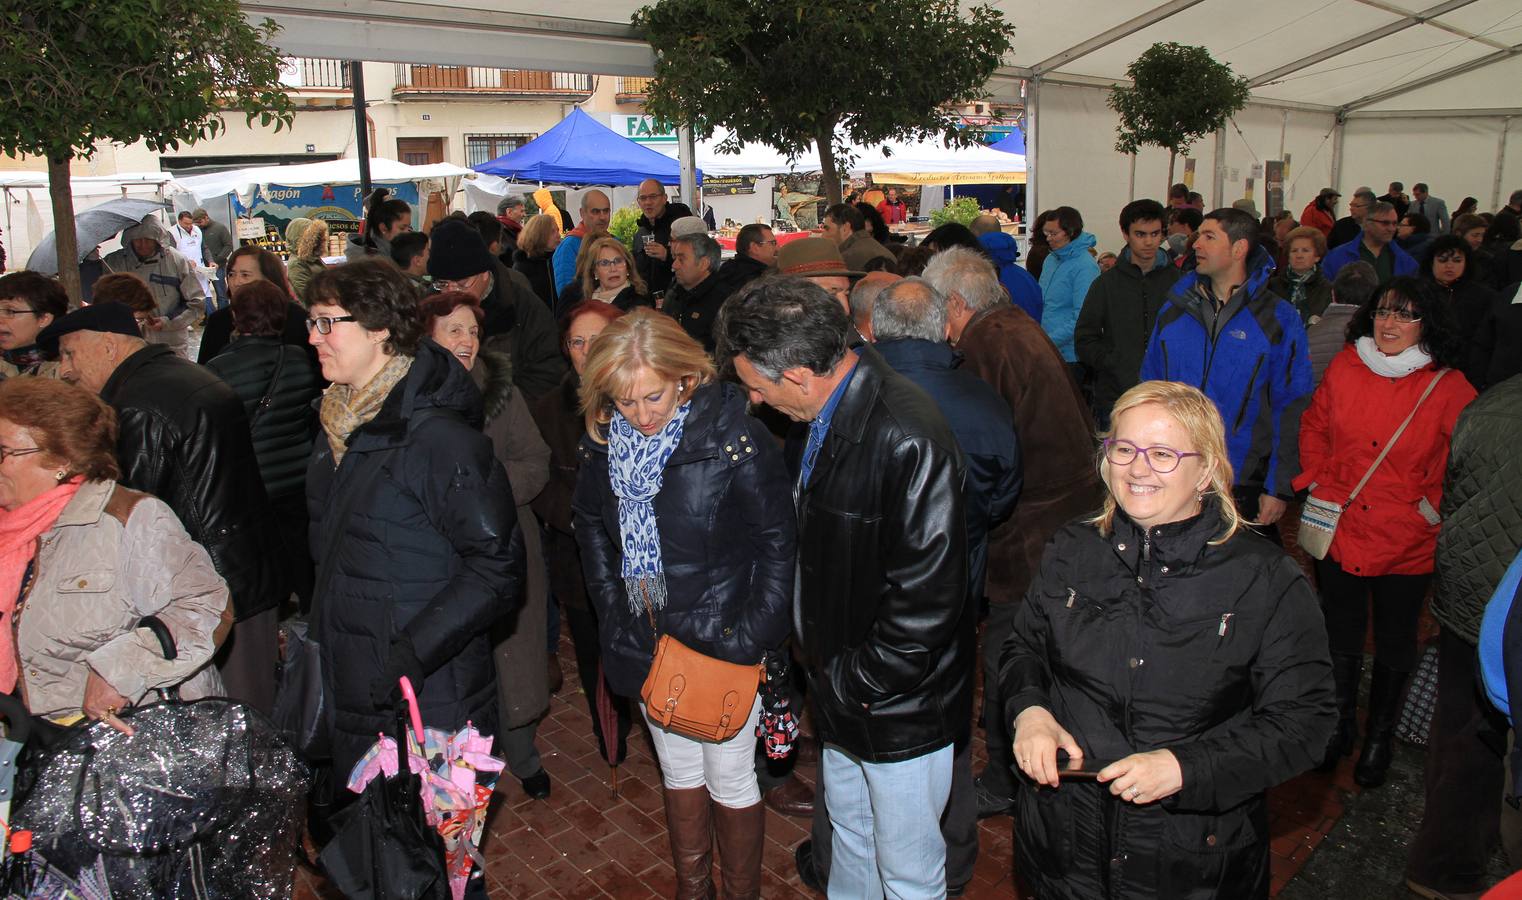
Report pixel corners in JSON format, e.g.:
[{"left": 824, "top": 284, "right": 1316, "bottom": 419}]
[
  {"left": 617, "top": 76, "right": 654, "bottom": 96},
  {"left": 393, "top": 66, "right": 593, "bottom": 95},
  {"left": 280, "top": 57, "right": 351, "bottom": 90}
]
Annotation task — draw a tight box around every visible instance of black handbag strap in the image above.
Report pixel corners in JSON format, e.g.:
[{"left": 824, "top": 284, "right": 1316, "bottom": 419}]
[{"left": 247, "top": 345, "right": 290, "bottom": 430}]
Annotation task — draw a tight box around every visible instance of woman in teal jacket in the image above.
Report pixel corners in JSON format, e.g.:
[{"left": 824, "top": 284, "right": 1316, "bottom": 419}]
[{"left": 1037, "top": 206, "right": 1102, "bottom": 365}]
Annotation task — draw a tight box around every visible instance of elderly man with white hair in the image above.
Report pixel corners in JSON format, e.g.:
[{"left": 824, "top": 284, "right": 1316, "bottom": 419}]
[{"left": 924, "top": 246, "right": 1103, "bottom": 819}]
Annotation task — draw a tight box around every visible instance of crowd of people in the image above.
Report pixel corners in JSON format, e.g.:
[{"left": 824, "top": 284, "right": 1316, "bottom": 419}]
[{"left": 0, "top": 172, "right": 1518, "bottom": 900}]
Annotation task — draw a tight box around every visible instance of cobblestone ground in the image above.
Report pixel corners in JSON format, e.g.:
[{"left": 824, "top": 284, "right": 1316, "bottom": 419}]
[{"left": 295, "top": 511, "right": 1485, "bottom": 898}]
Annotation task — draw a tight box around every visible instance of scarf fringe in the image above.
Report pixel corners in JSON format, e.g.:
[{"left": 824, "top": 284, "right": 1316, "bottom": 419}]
[{"left": 624, "top": 574, "right": 670, "bottom": 616}]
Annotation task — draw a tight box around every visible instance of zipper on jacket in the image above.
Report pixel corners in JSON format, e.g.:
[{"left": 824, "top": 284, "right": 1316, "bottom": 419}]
[
  {"left": 1234, "top": 355, "right": 1266, "bottom": 433},
  {"left": 1141, "top": 529, "right": 1152, "bottom": 563},
  {"left": 1218, "top": 613, "right": 1234, "bottom": 638}
]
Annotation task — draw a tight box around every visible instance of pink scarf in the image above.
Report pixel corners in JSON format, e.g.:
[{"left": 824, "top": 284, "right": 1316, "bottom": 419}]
[{"left": 0, "top": 479, "right": 83, "bottom": 693}]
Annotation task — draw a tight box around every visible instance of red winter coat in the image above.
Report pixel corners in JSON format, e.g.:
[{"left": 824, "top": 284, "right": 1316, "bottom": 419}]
[
  {"left": 1300, "top": 201, "right": 1336, "bottom": 238},
  {"left": 1294, "top": 346, "right": 1476, "bottom": 576}
]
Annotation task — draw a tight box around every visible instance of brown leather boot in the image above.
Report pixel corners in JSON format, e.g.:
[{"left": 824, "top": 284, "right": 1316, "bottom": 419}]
[
  {"left": 663, "top": 787, "right": 716, "bottom": 900},
  {"left": 712, "top": 802, "right": 764, "bottom": 900}
]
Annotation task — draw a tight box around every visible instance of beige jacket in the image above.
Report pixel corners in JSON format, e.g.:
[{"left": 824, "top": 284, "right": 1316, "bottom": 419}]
[{"left": 17, "top": 480, "right": 232, "bottom": 719}]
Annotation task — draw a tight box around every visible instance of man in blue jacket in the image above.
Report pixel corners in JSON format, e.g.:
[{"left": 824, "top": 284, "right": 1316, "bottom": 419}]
[
  {"left": 1321, "top": 200, "right": 1417, "bottom": 283},
  {"left": 971, "top": 215, "right": 1042, "bottom": 321},
  {"left": 1140, "top": 207, "right": 1313, "bottom": 536}
]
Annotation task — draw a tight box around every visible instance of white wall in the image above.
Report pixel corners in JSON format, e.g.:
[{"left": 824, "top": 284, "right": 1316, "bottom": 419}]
[
  {"left": 1340, "top": 115, "right": 1518, "bottom": 212},
  {"left": 1032, "top": 81, "right": 1336, "bottom": 255}
]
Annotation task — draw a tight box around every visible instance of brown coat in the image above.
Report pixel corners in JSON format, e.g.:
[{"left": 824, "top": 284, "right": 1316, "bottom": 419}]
[
  {"left": 474, "top": 352, "right": 553, "bottom": 729},
  {"left": 18, "top": 480, "right": 231, "bottom": 719},
  {"left": 957, "top": 306, "right": 1104, "bottom": 604}
]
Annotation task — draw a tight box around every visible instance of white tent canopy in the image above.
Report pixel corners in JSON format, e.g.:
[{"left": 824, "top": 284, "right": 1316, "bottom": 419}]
[
  {"left": 690, "top": 131, "right": 1025, "bottom": 182},
  {"left": 243, "top": 0, "right": 1521, "bottom": 237},
  {"left": 177, "top": 157, "right": 474, "bottom": 204}
]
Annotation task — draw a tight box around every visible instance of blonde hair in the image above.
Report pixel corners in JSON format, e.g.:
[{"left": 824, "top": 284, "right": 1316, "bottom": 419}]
[
  {"left": 295, "top": 219, "right": 330, "bottom": 260},
  {"left": 578, "top": 308, "right": 715, "bottom": 442},
  {"left": 518, "top": 213, "right": 561, "bottom": 257},
  {"left": 576, "top": 236, "right": 647, "bottom": 301},
  {"left": 1087, "top": 380, "right": 1242, "bottom": 544}
]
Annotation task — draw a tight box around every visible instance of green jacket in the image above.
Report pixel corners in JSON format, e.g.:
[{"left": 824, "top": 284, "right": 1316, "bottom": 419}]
[{"left": 1434, "top": 375, "right": 1522, "bottom": 644}]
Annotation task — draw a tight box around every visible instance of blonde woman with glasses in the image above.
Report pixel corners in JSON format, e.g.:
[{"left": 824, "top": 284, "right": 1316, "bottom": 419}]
[{"left": 999, "top": 380, "right": 1335, "bottom": 900}]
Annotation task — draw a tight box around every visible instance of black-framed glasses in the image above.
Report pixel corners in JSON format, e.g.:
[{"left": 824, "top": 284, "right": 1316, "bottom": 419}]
[
  {"left": 0, "top": 307, "right": 38, "bottom": 319},
  {"left": 1373, "top": 308, "right": 1421, "bottom": 324},
  {"left": 0, "top": 445, "right": 44, "bottom": 464},
  {"left": 305, "top": 315, "right": 358, "bottom": 334},
  {"left": 1103, "top": 438, "right": 1201, "bottom": 474}
]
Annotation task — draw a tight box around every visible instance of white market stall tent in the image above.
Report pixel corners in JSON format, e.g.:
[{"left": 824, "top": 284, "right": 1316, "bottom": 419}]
[
  {"left": 243, "top": 0, "right": 1522, "bottom": 241},
  {"left": 1, "top": 172, "right": 187, "bottom": 272}
]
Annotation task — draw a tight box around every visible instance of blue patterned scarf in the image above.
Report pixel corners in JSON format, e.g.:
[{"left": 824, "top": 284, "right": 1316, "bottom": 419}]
[{"left": 608, "top": 400, "right": 692, "bottom": 614}]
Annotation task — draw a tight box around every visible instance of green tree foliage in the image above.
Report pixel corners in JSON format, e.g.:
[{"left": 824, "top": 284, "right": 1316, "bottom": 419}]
[
  {"left": 632, "top": 0, "right": 1014, "bottom": 205},
  {"left": 1108, "top": 42, "right": 1250, "bottom": 196},
  {"left": 0, "top": 0, "right": 294, "bottom": 299}
]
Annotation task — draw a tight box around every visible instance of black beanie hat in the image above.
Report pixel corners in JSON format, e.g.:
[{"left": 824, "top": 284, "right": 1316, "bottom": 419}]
[{"left": 426, "top": 219, "right": 495, "bottom": 281}]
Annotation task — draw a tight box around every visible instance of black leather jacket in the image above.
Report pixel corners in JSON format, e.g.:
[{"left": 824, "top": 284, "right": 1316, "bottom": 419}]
[
  {"left": 100, "top": 343, "right": 286, "bottom": 620},
  {"left": 573, "top": 381, "right": 796, "bottom": 697},
  {"left": 796, "top": 349, "right": 971, "bottom": 763}
]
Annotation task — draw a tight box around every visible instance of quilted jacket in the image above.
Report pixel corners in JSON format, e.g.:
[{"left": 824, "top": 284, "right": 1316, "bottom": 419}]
[
  {"left": 1433, "top": 375, "right": 1522, "bottom": 644},
  {"left": 19, "top": 480, "right": 231, "bottom": 719}
]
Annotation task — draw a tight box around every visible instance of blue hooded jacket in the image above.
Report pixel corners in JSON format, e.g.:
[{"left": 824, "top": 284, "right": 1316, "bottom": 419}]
[
  {"left": 1139, "top": 246, "right": 1313, "bottom": 497},
  {"left": 1038, "top": 231, "right": 1101, "bottom": 362},
  {"left": 978, "top": 231, "right": 1043, "bottom": 322}
]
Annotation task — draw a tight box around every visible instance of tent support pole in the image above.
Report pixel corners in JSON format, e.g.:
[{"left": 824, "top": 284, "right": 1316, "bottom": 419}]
[
  {"left": 1127, "top": 154, "right": 1136, "bottom": 202},
  {"left": 1494, "top": 117, "right": 1514, "bottom": 211},
  {"left": 1212, "top": 128, "right": 1227, "bottom": 208},
  {"left": 678, "top": 125, "right": 697, "bottom": 210},
  {"left": 1025, "top": 77, "right": 1040, "bottom": 224},
  {"left": 1330, "top": 116, "right": 1345, "bottom": 193},
  {"left": 351, "top": 61, "right": 372, "bottom": 198}
]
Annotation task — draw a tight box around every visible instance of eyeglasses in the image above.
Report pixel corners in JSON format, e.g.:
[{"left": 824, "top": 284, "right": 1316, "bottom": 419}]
[
  {"left": 637, "top": 193, "right": 665, "bottom": 202},
  {"left": 305, "top": 315, "right": 358, "bottom": 334},
  {"left": 0, "top": 445, "right": 43, "bottom": 464},
  {"left": 1373, "top": 308, "right": 1421, "bottom": 324},
  {"left": 567, "top": 335, "right": 599, "bottom": 352},
  {"left": 1041, "top": 230, "right": 1065, "bottom": 240},
  {"left": 0, "top": 307, "right": 38, "bottom": 319},
  {"left": 757, "top": 239, "right": 778, "bottom": 246},
  {"left": 595, "top": 258, "right": 626, "bottom": 268},
  {"left": 1103, "top": 438, "right": 1201, "bottom": 474},
  {"left": 1366, "top": 218, "right": 1399, "bottom": 227}
]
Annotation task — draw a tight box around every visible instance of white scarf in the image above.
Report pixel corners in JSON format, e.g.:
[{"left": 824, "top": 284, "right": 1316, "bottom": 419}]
[{"left": 1356, "top": 335, "right": 1432, "bottom": 378}]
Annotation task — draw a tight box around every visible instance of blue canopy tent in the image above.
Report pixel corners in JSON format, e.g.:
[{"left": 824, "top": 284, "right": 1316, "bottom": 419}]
[
  {"left": 473, "top": 108, "right": 701, "bottom": 186},
  {"left": 989, "top": 129, "right": 1026, "bottom": 156}
]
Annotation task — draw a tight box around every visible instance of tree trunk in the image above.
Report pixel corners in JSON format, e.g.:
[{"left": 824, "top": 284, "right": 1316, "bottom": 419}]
[
  {"left": 1166, "top": 150, "right": 1177, "bottom": 201},
  {"left": 47, "top": 154, "right": 82, "bottom": 306},
  {"left": 816, "top": 121, "right": 842, "bottom": 206}
]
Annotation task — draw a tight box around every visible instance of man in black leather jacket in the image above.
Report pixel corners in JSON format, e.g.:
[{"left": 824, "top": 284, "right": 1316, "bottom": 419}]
[
  {"left": 42, "top": 302, "right": 286, "bottom": 713},
  {"left": 722, "top": 275, "right": 970, "bottom": 898}
]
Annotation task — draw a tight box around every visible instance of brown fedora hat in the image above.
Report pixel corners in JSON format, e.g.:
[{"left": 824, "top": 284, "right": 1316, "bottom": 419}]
[{"left": 777, "top": 237, "right": 864, "bottom": 279}]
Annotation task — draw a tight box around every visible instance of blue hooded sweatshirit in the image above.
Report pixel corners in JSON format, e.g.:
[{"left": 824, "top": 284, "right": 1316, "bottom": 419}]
[
  {"left": 978, "top": 231, "right": 1043, "bottom": 322},
  {"left": 1139, "top": 246, "right": 1313, "bottom": 498},
  {"left": 1038, "top": 232, "right": 1101, "bottom": 362}
]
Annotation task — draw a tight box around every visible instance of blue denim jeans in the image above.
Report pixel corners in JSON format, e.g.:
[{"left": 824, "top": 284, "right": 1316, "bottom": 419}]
[{"left": 822, "top": 742, "right": 954, "bottom": 900}]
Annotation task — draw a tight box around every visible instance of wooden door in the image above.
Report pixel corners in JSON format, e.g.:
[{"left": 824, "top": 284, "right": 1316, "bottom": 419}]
[{"left": 397, "top": 138, "right": 443, "bottom": 166}]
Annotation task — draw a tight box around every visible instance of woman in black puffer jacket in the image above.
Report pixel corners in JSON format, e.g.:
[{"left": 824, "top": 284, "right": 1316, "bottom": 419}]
[
  {"left": 512, "top": 213, "right": 560, "bottom": 309},
  {"left": 206, "top": 280, "right": 323, "bottom": 601},
  {"left": 573, "top": 309, "right": 794, "bottom": 900},
  {"left": 304, "top": 260, "right": 525, "bottom": 791},
  {"left": 999, "top": 380, "right": 1334, "bottom": 900}
]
